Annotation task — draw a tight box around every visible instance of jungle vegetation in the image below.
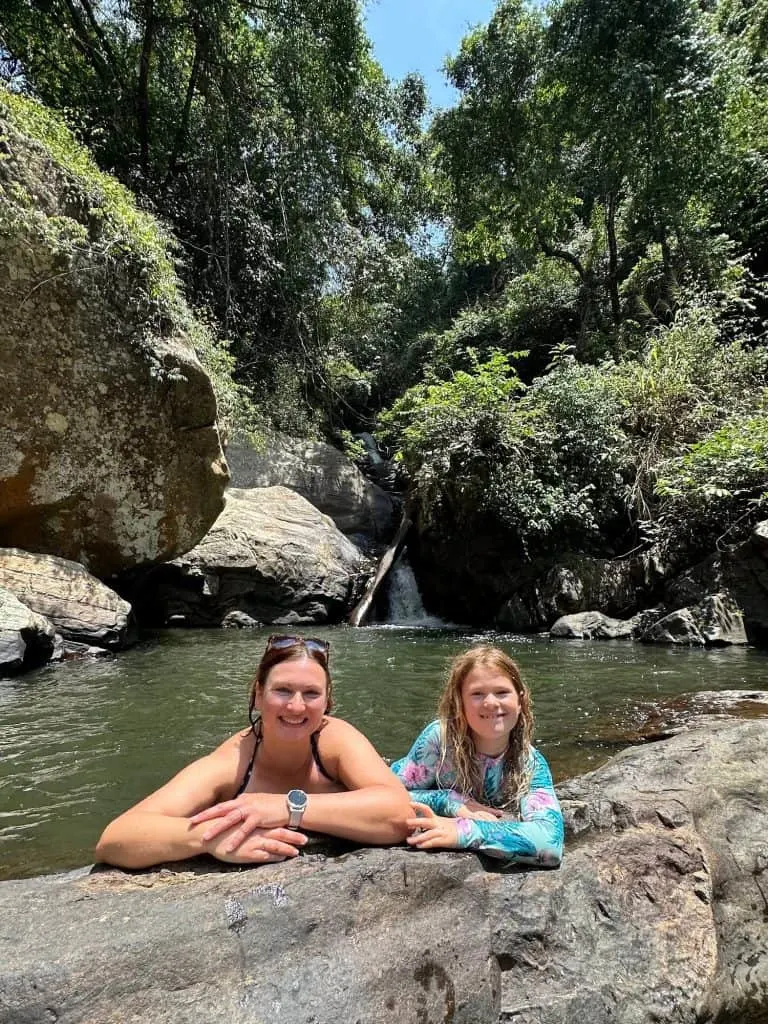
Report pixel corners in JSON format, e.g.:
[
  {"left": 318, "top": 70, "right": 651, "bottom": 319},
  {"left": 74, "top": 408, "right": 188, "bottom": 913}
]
[{"left": 2, "top": 0, "right": 768, "bottom": 567}]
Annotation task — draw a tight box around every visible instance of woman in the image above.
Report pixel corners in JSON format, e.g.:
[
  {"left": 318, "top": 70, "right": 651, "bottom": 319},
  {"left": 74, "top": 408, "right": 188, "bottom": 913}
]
[
  {"left": 392, "top": 645, "right": 564, "bottom": 866},
  {"left": 95, "top": 635, "right": 412, "bottom": 869}
]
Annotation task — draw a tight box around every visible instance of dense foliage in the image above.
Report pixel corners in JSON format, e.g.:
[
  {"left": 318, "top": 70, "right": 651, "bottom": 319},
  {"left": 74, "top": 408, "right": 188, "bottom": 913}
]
[
  {"left": 3, "top": 0, "right": 768, "bottom": 583},
  {"left": 378, "top": 0, "right": 768, "bottom": 567},
  {"left": 1, "top": 0, "right": 429, "bottom": 434}
]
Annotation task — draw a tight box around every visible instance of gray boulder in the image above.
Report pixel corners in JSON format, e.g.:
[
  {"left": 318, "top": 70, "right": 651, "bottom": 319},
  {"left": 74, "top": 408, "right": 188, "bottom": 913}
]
[
  {"left": 497, "top": 552, "right": 669, "bottom": 632},
  {"left": 640, "top": 591, "right": 747, "bottom": 646},
  {"left": 138, "top": 487, "right": 369, "bottom": 627},
  {"left": 0, "top": 548, "right": 132, "bottom": 649},
  {"left": 226, "top": 435, "right": 395, "bottom": 539},
  {"left": 550, "top": 609, "right": 635, "bottom": 639},
  {"left": 0, "top": 584, "right": 55, "bottom": 675},
  {"left": 661, "top": 519, "right": 768, "bottom": 645},
  {"left": 2, "top": 718, "right": 768, "bottom": 1023},
  {"left": 0, "top": 93, "right": 228, "bottom": 578}
]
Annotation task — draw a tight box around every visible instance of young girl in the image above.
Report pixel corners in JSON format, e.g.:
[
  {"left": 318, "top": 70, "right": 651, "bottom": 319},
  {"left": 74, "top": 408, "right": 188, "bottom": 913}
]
[{"left": 392, "top": 645, "right": 564, "bottom": 866}]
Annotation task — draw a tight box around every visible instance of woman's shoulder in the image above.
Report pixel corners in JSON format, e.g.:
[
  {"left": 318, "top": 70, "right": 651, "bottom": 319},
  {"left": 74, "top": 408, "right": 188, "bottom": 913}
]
[
  {"left": 205, "top": 729, "right": 255, "bottom": 779},
  {"left": 315, "top": 715, "right": 379, "bottom": 752}
]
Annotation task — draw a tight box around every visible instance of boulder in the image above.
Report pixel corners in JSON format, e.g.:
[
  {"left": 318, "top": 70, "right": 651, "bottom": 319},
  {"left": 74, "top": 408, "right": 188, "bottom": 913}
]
[
  {"left": 550, "top": 609, "right": 635, "bottom": 639},
  {"left": 660, "top": 519, "right": 768, "bottom": 646},
  {"left": 0, "top": 548, "right": 132, "bottom": 649},
  {"left": 0, "top": 91, "right": 228, "bottom": 578},
  {"left": 3, "top": 718, "right": 768, "bottom": 1023},
  {"left": 226, "top": 435, "right": 395, "bottom": 539},
  {"left": 0, "top": 584, "right": 55, "bottom": 675},
  {"left": 553, "top": 717, "right": 768, "bottom": 1024},
  {"left": 134, "top": 487, "right": 369, "bottom": 627},
  {"left": 640, "top": 591, "right": 747, "bottom": 646},
  {"left": 496, "top": 552, "right": 669, "bottom": 632}
]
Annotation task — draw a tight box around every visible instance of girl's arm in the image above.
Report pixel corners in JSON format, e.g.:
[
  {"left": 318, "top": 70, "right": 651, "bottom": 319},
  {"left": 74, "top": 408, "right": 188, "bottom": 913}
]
[
  {"left": 453, "top": 749, "right": 564, "bottom": 865},
  {"left": 390, "top": 721, "right": 466, "bottom": 816}
]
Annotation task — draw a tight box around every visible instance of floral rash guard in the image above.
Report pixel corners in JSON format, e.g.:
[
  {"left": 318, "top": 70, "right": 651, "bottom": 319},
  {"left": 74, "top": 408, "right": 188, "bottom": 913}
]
[{"left": 391, "top": 720, "right": 564, "bottom": 866}]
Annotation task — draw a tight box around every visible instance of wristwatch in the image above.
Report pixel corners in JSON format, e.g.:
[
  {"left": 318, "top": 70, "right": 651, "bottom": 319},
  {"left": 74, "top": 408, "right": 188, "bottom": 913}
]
[{"left": 286, "top": 789, "right": 308, "bottom": 829}]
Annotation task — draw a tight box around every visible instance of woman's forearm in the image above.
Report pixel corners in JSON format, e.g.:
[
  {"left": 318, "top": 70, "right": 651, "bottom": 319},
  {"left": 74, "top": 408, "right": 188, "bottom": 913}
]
[
  {"left": 302, "top": 785, "right": 411, "bottom": 844},
  {"left": 95, "top": 812, "right": 209, "bottom": 869}
]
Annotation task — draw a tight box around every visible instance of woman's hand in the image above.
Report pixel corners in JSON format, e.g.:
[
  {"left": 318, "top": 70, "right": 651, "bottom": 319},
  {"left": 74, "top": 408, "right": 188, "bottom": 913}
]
[
  {"left": 205, "top": 822, "right": 307, "bottom": 864},
  {"left": 455, "top": 799, "right": 502, "bottom": 822},
  {"left": 405, "top": 802, "right": 460, "bottom": 850},
  {"left": 190, "top": 793, "right": 290, "bottom": 853}
]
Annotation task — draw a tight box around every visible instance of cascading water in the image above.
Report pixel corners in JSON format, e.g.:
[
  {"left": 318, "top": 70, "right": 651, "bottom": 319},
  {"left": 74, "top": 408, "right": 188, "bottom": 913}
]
[{"left": 384, "top": 553, "right": 445, "bottom": 626}]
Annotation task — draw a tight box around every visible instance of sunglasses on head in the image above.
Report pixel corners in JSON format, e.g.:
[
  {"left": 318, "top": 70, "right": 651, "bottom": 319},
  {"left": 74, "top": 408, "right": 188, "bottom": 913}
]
[{"left": 265, "top": 634, "right": 330, "bottom": 661}]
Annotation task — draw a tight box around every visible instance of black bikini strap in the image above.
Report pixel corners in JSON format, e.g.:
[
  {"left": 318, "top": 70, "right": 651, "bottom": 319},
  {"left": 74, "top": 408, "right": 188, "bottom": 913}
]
[{"left": 311, "top": 731, "right": 335, "bottom": 782}]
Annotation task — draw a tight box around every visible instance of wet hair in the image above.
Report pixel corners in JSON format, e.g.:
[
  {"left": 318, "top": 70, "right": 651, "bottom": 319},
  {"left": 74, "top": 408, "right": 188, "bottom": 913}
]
[
  {"left": 436, "top": 645, "right": 534, "bottom": 810},
  {"left": 247, "top": 639, "right": 333, "bottom": 732}
]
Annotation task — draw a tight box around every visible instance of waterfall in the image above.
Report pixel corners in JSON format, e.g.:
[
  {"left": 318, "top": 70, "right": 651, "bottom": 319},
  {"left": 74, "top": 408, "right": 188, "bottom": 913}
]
[{"left": 384, "top": 553, "right": 444, "bottom": 626}]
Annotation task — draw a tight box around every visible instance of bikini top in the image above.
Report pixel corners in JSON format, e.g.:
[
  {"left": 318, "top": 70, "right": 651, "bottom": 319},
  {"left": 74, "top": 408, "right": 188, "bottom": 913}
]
[{"left": 234, "top": 728, "right": 335, "bottom": 796}]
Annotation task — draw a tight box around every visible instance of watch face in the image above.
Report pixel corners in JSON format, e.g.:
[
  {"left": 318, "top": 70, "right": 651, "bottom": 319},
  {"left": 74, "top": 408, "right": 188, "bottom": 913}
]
[{"left": 287, "top": 788, "right": 308, "bottom": 810}]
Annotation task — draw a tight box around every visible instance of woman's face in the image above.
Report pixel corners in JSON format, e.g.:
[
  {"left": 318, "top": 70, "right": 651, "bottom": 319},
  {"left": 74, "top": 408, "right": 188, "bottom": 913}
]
[
  {"left": 256, "top": 656, "right": 328, "bottom": 739},
  {"left": 461, "top": 665, "right": 521, "bottom": 754}
]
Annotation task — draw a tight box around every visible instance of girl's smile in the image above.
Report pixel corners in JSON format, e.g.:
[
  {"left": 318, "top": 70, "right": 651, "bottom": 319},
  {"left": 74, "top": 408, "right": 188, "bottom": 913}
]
[{"left": 461, "top": 666, "right": 521, "bottom": 755}]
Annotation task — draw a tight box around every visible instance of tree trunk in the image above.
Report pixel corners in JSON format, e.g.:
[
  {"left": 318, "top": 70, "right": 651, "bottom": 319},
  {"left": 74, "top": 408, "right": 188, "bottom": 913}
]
[
  {"left": 137, "top": 0, "right": 155, "bottom": 179},
  {"left": 605, "top": 193, "right": 621, "bottom": 325}
]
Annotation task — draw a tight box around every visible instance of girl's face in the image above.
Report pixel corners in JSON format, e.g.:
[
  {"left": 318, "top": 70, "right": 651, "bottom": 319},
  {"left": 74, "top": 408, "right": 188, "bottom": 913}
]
[
  {"left": 461, "top": 665, "right": 521, "bottom": 754},
  {"left": 255, "top": 656, "right": 328, "bottom": 739}
]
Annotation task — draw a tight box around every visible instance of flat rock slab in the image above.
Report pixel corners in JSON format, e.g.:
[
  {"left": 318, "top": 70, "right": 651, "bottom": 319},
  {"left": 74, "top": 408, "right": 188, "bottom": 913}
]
[
  {"left": 550, "top": 609, "right": 635, "bottom": 639},
  {"left": 0, "top": 548, "right": 132, "bottom": 649},
  {"left": 0, "top": 852, "right": 494, "bottom": 1024},
  {"left": 3, "top": 718, "right": 768, "bottom": 1024}
]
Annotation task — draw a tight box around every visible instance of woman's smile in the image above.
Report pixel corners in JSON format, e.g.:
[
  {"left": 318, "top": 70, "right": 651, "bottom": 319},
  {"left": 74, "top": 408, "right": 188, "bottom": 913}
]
[{"left": 257, "top": 657, "right": 328, "bottom": 735}]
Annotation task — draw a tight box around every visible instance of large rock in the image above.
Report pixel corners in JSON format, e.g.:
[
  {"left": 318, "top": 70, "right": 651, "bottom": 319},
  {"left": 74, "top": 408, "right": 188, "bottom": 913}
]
[
  {"left": 226, "top": 435, "right": 395, "bottom": 539},
  {"left": 134, "top": 487, "right": 369, "bottom": 627},
  {"left": 2, "top": 718, "right": 768, "bottom": 1023},
  {"left": 553, "top": 717, "right": 768, "bottom": 1023},
  {"left": 640, "top": 591, "right": 748, "bottom": 646},
  {"left": 0, "top": 548, "right": 132, "bottom": 649},
  {"left": 496, "top": 552, "right": 669, "bottom": 632},
  {"left": 550, "top": 609, "right": 636, "bottom": 639},
  {"left": 0, "top": 584, "right": 55, "bottom": 675},
  {"left": 659, "top": 519, "right": 768, "bottom": 646},
  {"left": 0, "top": 91, "right": 228, "bottom": 577}
]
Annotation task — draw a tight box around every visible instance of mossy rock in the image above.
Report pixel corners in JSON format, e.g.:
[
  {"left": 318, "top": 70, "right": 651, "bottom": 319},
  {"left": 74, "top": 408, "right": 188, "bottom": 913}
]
[{"left": 0, "top": 88, "right": 229, "bottom": 576}]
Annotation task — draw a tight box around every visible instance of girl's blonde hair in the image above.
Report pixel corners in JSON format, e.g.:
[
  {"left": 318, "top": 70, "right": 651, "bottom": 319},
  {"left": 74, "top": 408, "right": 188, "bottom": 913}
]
[{"left": 437, "top": 645, "right": 534, "bottom": 810}]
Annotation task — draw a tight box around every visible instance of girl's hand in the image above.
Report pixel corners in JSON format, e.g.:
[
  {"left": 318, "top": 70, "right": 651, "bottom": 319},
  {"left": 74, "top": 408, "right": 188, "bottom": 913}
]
[
  {"left": 190, "top": 793, "right": 290, "bottom": 853},
  {"left": 205, "top": 823, "right": 307, "bottom": 864},
  {"left": 405, "top": 802, "right": 460, "bottom": 850},
  {"left": 455, "top": 799, "right": 502, "bottom": 822}
]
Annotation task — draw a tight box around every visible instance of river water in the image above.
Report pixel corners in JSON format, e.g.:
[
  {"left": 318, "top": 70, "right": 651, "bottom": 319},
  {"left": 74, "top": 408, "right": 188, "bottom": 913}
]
[{"left": 1, "top": 625, "right": 766, "bottom": 881}]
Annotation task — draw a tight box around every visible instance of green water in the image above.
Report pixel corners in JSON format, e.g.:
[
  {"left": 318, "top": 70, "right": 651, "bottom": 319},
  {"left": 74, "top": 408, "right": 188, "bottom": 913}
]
[{"left": 1, "top": 625, "right": 766, "bottom": 881}]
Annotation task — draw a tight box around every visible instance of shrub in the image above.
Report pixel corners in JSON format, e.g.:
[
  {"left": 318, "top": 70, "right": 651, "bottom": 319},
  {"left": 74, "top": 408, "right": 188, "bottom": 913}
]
[
  {"left": 654, "top": 405, "right": 768, "bottom": 550},
  {"left": 380, "top": 349, "right": 632, "bottom": 557}
]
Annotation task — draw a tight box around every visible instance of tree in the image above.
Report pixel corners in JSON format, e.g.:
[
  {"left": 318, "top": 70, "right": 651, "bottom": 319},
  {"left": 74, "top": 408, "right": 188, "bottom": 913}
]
[{"left": 1, "top": 0, "right": 430, "bottom": 432}]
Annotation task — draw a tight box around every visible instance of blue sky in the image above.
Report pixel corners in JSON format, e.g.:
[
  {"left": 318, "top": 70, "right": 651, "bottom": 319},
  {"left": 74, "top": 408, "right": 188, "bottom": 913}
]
[{"left": 364, "top": 0, "right": 496, "bottom": 109}]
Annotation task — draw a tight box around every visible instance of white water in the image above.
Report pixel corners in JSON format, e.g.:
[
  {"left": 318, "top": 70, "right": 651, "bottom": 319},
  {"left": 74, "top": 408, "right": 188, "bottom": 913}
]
[{"left": 384, "top": 554, "right": 445, "bottom": 627}]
